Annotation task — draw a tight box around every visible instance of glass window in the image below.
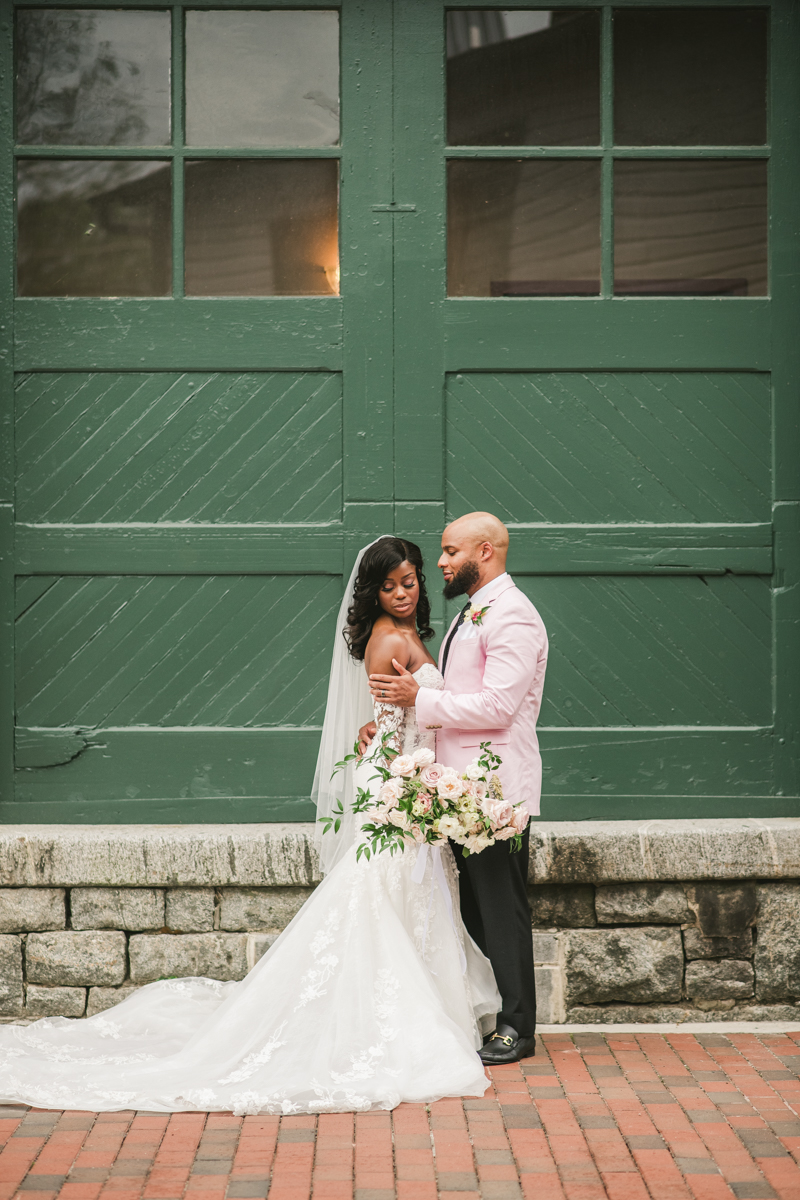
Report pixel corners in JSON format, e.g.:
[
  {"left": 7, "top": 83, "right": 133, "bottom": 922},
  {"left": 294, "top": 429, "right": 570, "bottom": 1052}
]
[
  {"left": 447, "top": 159, "right": 601, "bottom": 296},
  {"left": 15, "top": 9, "right": 170, "bottom": 146},
  {"left": 17, "top": 160, "right": 171, "bottom": 296},
  {"left": 447, "top": 9, "right": 600, "bottom": 146},
  {"left": 614, "top": 160, "right": 767, "bottom": 296},
  {"left": 614, "top": 8, "right": 768, "bottom": 146},
  {"left": 184, "top": 159, "right": 339, "bottom": 296},
  {"left": 185, "top": 10, "right": 340, "bottom": 148}
]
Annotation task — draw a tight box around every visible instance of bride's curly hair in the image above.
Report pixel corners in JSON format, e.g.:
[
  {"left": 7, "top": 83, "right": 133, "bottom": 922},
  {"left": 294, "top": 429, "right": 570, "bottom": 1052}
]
[{"left": 344, "top": 536, "right": 435, "bottom": 662}]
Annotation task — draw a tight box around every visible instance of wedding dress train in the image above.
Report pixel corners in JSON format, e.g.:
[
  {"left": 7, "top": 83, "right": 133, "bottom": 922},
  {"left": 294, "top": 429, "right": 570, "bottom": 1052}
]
[{"left": 0, "top": 665, "right": 499, "bottom": 1114}]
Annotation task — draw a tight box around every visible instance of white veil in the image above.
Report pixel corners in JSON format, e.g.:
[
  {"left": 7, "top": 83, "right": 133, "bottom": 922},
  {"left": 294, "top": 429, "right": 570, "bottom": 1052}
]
[{"left": 312, "top": 538, "right": 389, "bottom": 875}]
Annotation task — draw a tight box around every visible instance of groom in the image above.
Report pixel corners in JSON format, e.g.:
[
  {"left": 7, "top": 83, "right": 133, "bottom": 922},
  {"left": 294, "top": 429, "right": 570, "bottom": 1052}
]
[{"left": 362, "top": 512, "right": 548, "bottom": 1064}]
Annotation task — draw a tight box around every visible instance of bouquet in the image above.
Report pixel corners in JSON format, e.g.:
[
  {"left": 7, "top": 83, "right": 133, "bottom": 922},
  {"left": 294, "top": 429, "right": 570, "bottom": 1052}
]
[{"left": 320, "top": 736, "right": 529, "bottom": 862}]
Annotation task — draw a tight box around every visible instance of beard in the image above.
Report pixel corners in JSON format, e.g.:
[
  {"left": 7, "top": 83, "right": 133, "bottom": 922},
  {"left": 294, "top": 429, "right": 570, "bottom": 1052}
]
[{"left": 443, "top": 558, "right": 480, "bottom": 600}]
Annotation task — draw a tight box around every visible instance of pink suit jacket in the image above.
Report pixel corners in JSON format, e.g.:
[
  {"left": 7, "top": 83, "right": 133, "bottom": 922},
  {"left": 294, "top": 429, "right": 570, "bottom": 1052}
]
[{"left": 414, "top": 577, "right": 548, "bottom": 815}]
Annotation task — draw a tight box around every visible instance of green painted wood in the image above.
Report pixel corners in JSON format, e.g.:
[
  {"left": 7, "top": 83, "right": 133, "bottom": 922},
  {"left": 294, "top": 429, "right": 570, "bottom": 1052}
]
[
  {"left": 770, "top": 2, "right": 800, "bottom": 802},
  {"left": 392, "top": 0, "right": 446, "bottom": 501},
  {"left": 5, "top": 0, "right": 799, "bottom": 822},
  {"left": 507, "top": 525, "right": 772, "bottom": 576},
  {"left": 14, "top": 300, "right": 343, "bottom": 371},
  {"left": 447, "top": 372, "right": 771, "bottom": 524},
  {"left": 14, "top": 729, "right": 319, "bottom": 817},
  {"left": 444, "top": 300, "right": 770, "bottom": 371},
  {"left": 16, "top": 372, "right": 342, "bottom": 524},
  {"left": 15, "top": 574, "right": 341, "bottom": 728},
  {"left": 14, "top": 522, "right": 770, "bottom": 578},
  {"left": 539, "top": 728, "right": 773, "bottom": 798},
  {"left": 518, "top": 574, "right": 772, "bottom": 727},
  {"left": 339, "top": 0, "right": 394, "bottom": 502},
  {"left": 14, "top": 526, "right": 344, "bottom": 576},
  {"left": 0, "top": 11, "right": 13, "bottom": 805},
  {"left": 773, "top": 502, "right": 800, "bottom": 799}
]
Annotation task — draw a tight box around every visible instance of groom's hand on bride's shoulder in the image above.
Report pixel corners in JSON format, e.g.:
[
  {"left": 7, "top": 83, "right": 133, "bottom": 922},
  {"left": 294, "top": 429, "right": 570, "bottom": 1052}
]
[
  {"left": 368, "top": 660, "right": 420, "bottom": 708},
  {"left": 357, "top": 721, "right": 377, "bottom": 756}
]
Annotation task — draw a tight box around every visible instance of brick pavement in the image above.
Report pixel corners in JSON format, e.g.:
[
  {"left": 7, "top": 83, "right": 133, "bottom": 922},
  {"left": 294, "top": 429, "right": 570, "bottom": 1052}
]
[{"left": 2, "top": 1031, "right": 800, "bottom": 1200}]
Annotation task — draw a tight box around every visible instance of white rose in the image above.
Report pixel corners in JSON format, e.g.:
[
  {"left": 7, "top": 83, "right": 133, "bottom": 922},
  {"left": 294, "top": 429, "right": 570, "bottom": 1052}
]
[
  {"left": 412, "top": 747, "right": 436, "bottom": 767},
  {"left": 388, "top": 808, "right": 412, "bottom": 831},
  {"left": 437, "top": 815, "right": 464, "bottom": 841},
  {"left": 465, "top": 761, "right": 484, "bottom": 781},
  {"left": 389, "top": 754, "right": 416, "bottom": 778}
]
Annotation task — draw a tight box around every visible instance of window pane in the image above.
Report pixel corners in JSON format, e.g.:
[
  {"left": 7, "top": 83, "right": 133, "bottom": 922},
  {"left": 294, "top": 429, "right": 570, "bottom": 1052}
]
[
  {"left": 614, "top": 160, "right": 767, "bottom": 296},
  {"left": 184, "top": 160, "right": 339, "bottom": 296},
  {"left": 185, "top": 11, "right": 339, "bottom": 148},
  {"left": 17, "top": 160, "right": 171, "bottom": 297},
  {"left": 16, "top": 10, "right": 170, "bottom": 146},
  {"left": 614, "top": 8, "right": 768, "bottom": 146},
  {"left": 447, "top": 159, "right": 601, "bottom": 296},
  {"left": 447, "top": 10, "right": 600, "bottom": 146}
]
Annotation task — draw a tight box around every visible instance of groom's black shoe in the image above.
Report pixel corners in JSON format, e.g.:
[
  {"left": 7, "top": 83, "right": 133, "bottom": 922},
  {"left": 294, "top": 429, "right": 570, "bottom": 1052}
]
[{"left": 479, "top": 1023, "right": 536, "bottom": 1065}]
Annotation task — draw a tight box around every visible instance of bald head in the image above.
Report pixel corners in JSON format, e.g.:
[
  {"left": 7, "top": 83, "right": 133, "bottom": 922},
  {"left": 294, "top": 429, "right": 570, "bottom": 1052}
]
[
  {"left": 445, "top": 512, "right": 509, "bottom": 557},
  {"left": 439, "top": 512, "right": 509, "bottom": 599}
]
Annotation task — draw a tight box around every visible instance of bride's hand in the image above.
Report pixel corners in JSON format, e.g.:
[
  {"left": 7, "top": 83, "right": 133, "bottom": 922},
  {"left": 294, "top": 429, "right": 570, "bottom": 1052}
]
[
  {"left": 357, "top": 721, "right": 377, "bottom": 756},
  {"left": 369, "top": 660, "right": 420, "bottom": 708}
]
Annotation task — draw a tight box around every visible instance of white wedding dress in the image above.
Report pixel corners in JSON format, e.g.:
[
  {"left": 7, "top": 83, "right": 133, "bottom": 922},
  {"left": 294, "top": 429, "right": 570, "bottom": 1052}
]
[{"left": 0, "top": 665, "right": 499, "bottom": 1115}]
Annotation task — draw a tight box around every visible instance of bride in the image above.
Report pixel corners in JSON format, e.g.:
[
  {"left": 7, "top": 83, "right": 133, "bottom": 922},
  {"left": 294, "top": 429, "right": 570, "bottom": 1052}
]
[{"left": 0, "top": 537, "right": 499, "bottom": 1114}]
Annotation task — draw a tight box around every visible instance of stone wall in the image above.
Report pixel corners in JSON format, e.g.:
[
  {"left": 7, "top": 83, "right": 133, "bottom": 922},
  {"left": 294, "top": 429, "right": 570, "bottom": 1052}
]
[{"left": 1, "top": 820, "right": 799, "bottom": 1023}]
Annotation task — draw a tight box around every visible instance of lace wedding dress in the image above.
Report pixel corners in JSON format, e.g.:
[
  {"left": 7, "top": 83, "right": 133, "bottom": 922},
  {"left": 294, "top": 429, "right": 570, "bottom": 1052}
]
[{"left": 0, "top": 665, "right": 499, "bottom": 1114}]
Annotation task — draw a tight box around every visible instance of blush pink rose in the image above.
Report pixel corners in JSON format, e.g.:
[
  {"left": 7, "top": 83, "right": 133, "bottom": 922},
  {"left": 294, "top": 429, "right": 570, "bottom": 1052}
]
[
  {"left": 483, "top": 798, "right": 513, "bottom": 829},
  {"left": 420, "top": 763, "right": 445, "bottom": 789},
  {"left": 511, "top": 805, "right": 530, "bottom": 835},
  {"left": 410, "top": 824, "right": 426, "bottom": 844},
  {"left": 416, "top": 792, "right": 433, "bottom": 814},
  {"left": 389, "top": 754, "right": 416, "bottom": 778},
  {"left": 437, "top": 776, "right": 464, "bottom": 802},
  {"left": 378, "top": 780, "right": 401, "bottom": 808}
]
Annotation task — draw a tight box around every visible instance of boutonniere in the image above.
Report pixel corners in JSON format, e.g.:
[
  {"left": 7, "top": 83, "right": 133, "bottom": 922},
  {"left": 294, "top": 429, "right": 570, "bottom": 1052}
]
[{"left": 465, "top": 601, "right": 492, "bottom": 626}]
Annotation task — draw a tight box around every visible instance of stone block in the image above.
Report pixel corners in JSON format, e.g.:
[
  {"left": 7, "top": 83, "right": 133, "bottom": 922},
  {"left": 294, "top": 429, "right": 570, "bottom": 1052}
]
[
  {"left": 0, "top": 888, "right": 65, "bottom": 933},
  {"left": 686, "top": 882, "right": 758, "bottom": 936},
  {"left": 26, "top": 931, "right": 127, "bottom": 986},
  {"left": 0, "top": 935, "right": 23, "bottom": 1016},
  {"left": 535, "top": 964, "right": 566, "bottom": 1024},
  {"left": 533, "top": 931, "right": 561, "bottom": 965},
  {"left": 86, "top": 986, "right": 141, "bottom": 1017},
  {"left": 246, "top": 933, "right": 278, "bottom": 970},
  {"left": 754, "top": 883, "right": 800, "bottom": 1001},
  {"left": 25, "top": 985, "right": 86, "bottom": 1018},
  {"left": 166, "top": 889, "right": 215, "bottom": 932},
  {"left": 685, "top": 959, "right": 755, "bottom": 1001},
  {"left": 595, "top": 883, "right": 691, "bottom": 925},
  {"left": 565, "top": 1003, "right": 800, "bottom": 1024},
  {"left": 70, "top": 888, "right": 164, "bottom": 931},
  {"left": 128, "top": 933, "right": 248, "bottom": 983},
  {"left": 219, "top": 887, "right": 315, "bottom": 932},
  {"left": 683, "top": 928, "right": 753, "bottom": 961},
  {"left": 529, "top": 885, "right": 596, "bottom": 928},
  {"left": 565, "top": 927, "right": 683, "bottom": 1005}
]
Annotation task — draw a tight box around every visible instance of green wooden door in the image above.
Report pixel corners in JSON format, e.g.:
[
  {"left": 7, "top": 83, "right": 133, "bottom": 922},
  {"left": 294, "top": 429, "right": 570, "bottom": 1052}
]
[{"left": 2, "top": 0, "right": 798, "bottom": 821}]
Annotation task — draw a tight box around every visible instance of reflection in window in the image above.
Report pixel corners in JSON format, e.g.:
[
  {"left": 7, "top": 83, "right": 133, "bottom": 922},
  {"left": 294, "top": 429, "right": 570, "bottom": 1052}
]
[
  {"left": 447, "top": 159, "right": 601, "bottom": 296},
  {"left": 614, "top": 8, "right": 768, "bottom": 146},
  {"left": 17, "top": 160, "right": 171, "bottom": 296},
  {"left": 185, "top": 10, "right": 339, "bottom": 148},
  {"left": 15, "top": 10, "right": 170, "bottom": 146},
  {"left": 614, "top": 160, "right": 767, "bottom": 296},
  {"left": 447, "top": 10, "right": 600, "bottom": 146},
  {"left": 184, "top": 160, "right": 339, "bottom": 296}
]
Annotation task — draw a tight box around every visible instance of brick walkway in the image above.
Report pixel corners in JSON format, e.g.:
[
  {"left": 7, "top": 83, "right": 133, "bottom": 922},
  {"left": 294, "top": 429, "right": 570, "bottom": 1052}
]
[{"left": 2, "top": 1031, "right": 800, "bottom": 1200}]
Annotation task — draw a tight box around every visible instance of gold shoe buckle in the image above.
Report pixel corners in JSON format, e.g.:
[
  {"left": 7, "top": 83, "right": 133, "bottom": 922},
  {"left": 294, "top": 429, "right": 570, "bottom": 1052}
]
[{"left": 490, "top": 1033, "right": 514, "bottom": 1047}]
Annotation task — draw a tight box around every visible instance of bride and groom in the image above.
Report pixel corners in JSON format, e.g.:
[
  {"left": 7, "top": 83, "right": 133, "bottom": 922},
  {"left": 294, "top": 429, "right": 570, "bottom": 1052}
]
[{"left": 0, "top": 512, "right": 548, "bottom": 1115}]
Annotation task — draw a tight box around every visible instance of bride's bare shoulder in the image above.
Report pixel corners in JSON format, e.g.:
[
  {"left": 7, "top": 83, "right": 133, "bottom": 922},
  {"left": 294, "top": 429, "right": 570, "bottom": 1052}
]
[{"left": 365, "top": 618, "right": 413, "bottom": 674}]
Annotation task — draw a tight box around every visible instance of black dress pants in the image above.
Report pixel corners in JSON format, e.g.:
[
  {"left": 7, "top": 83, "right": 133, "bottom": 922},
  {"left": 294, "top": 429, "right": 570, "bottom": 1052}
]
[{"left": 453, "top": 825, "right": 536, "bottom": 1036}]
